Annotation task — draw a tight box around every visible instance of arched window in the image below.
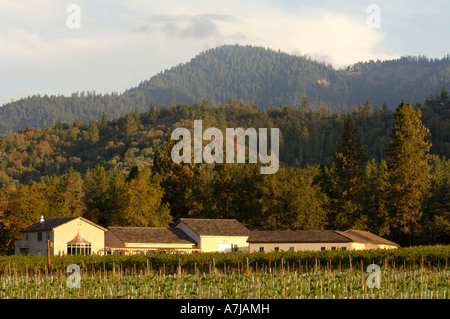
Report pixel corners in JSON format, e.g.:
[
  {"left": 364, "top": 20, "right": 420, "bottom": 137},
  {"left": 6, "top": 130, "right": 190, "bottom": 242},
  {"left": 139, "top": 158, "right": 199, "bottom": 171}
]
[{"left": 67, "top": 243, "right": 92, "bottom": 255}]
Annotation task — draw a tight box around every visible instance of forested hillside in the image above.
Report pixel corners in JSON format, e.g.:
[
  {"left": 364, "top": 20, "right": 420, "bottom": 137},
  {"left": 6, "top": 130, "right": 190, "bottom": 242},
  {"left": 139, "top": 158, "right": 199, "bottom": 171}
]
[
  {"left": 136, "top": 45, "right": 450, "bottom": 109},
  {"left": 0, "top": 88, "right": 449, "bottom": 187},
  {"left": 0, "top": 89, "right": 449, "bottom": 252},
  {"left": 1, "top": 45, "right": 450, "bottom": 134}
]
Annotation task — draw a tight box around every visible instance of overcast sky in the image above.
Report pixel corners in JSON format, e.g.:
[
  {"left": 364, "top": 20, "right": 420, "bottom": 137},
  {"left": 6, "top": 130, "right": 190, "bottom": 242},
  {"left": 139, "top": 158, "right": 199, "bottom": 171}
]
[{"left": 1, "top": 0, "right": 450, "bottom": 105}]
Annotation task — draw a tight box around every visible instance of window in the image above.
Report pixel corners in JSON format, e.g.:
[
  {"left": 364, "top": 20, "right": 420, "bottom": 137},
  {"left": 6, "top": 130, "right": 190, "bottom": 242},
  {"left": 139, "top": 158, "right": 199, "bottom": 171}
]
[
  {"left": 67, "top": 244, "right": 91, "bottom": 255},
  {"left": 232, "top": 244, "right": 238, "bottom": 252},
  {"left": 321, "top": 247, "right": 326, "bottom": 251},
  {"left": 37, "top": 232, "right": 43, "bottom": 242},
  {"left": 259, "top": 247, "right": 264, "bottom": 252},
  {"left": 341, "top": 247, "right": 347, "bottom": 250},
  {"left": 331, "top": 247, "right": 336, "bottom": 250},
  {"left": 25, "top": 234, "right": 28, "bottom": 241},
  {"left": 274, "top": 247, "right": 279, "bottom": 252},
  {"left": 289, "top": 247, "right": 294, "bottom": 252}
]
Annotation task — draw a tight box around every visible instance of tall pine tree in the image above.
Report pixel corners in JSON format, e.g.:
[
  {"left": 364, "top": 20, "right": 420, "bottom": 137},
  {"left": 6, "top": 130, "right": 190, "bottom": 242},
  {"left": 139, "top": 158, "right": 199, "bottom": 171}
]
[{"left": 388, "top": 100, "right": 434, "bottom": 245}]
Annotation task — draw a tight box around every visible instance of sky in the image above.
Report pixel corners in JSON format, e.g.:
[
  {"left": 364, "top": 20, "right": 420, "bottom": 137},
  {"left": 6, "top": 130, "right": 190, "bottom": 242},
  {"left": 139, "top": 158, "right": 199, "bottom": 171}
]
[{"left": 1, "top": 0, "right": 450, "bottom": 105}]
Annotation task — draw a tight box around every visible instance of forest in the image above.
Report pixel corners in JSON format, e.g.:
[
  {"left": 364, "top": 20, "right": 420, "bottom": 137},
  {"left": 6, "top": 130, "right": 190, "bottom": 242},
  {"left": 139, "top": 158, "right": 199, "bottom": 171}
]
[
  {"left": 1, "top": 45, "right": 450, "bottom": 134},
  {"left": 0, "top": 84, "right": 449, "bottom": 254}
]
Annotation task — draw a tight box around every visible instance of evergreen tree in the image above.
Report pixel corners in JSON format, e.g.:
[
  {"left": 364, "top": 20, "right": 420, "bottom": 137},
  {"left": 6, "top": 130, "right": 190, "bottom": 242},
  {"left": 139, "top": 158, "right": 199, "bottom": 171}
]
[
  {"left": 148, "top": 102, "right": 156, "bottom": 124},
  {"left": 256, "top": 166, "right": 328, "bottom": 230},
  {"left": 331, "top": 115, "right": 368, "bottom": 229},
  {"left": 388, "top": 100, "right": 434, "bottom": 245},
  {"left": 100, "top": 111, "right": 108, "bottom": 128},
  {"left": 105, "top": 166, "right": 126, "bottom": 224},
  {"left": 87, "top": 120, "right": 99, "bottom": 145},
  {"left": 127, "top": 165, "right": 140, "bottom": 182},
  {"left": 301, "top": 96, "right": 310, "bottom": 112},
  {"left": 440, "top": 86, "right": 449, "bottom": 101},
  {"left": 83, "top": 164, "right": 109, "bottom": 225},
  {"left": 422, "top": 157, "right": 450, "bottom": 244},
  {"left": 210, "top": 164, "right": 241, "bottom": 219},
  {"left": 120, "top": 113, "right": 138, "bottom": 136},
  {"left": 152, "top": 139, "right": 210, "bottom": 220},
  {"left": 364, "top": 159, "right": 390, "bottom": 236}
]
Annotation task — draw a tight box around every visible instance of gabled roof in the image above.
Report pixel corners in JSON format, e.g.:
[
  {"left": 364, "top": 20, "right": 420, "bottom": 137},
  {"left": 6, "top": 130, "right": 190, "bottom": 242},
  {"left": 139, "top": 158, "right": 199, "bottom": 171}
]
[
  {"left": 247, "top": 230, "right": 353, "bottom": 243},
  {"left": 107, "top": 226, "right": 197, "bottom": 245},
  {"left": 20, "top": 217, "right": 78, "bottom": 233},
  {"left": 173, "top": 218, "right": 251, "bottom": 237},
  {"left": 20, "top": 217, "right": 107, "bottom": 233},
  {"left": 342, "top": 229, "right": 400, "bottom": 247}
]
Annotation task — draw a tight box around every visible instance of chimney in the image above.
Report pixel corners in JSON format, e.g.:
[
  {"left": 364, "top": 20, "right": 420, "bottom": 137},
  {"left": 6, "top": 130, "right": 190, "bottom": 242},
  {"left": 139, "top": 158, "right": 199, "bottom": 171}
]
[{"left": 39, "top": 216, "right": 45, "bottom": 223}]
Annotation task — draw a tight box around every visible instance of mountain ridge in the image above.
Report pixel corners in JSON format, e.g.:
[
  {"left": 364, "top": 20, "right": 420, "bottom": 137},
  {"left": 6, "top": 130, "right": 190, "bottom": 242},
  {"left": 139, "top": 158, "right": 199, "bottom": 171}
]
[{"left": 1, "top": 44, "right": 450, "bottom": 134}]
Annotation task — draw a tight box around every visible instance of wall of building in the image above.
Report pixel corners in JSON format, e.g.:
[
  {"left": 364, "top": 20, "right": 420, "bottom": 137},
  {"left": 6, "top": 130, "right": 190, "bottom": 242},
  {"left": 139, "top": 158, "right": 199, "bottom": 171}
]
[
  {"left": 174, "top": 221, "right": 249, "bottom": 252},
  {"left": 248, "top": 242, "right": 366, "bottom": 253},
  {"left": 53, "top": 219, "right": 105, "bottom": 255},
  {"left": 104, "top": 229, "right": 197, "bottom": 254},
  {"left": 15, "top": 231, "right": 51, "bottom": 256},
  {"left": 367, "top": 243, "right": 397, "bottom": 250},
  {"left": 200, "top": 236, "right": 249, "bottom": 252},
  {"left": 109, "top": 242, "right": 198, "bottom": 255}
]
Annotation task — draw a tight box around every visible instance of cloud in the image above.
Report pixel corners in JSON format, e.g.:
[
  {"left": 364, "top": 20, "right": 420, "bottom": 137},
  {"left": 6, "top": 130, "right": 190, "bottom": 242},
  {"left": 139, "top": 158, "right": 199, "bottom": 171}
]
[
  {"left": 206, "top": 7, "right": 394, "bottom": 67},
  {"left": 1, "top": 0, "right": 435, "bottom": 103},
  {"left": 163, "top": 16, "right": 221, "bottom": 39}
]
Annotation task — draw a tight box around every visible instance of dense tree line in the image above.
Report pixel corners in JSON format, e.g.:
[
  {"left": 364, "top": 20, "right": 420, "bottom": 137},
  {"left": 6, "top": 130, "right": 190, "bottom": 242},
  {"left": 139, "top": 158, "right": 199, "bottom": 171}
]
[{"left": 0, "top": 89, "right": 448, "bottom": 188}]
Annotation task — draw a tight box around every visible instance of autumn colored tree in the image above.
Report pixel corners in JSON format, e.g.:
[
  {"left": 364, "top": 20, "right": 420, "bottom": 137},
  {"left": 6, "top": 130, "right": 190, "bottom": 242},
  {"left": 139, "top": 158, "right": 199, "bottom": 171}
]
[
  {"left": 1, "top": 182, "right": 52, "bottom": 252},
  {"left": 7, "top": 183, "right": 52, "bottom": 223},
  {"left": 388, "top": 100, "right": 434, "bottom": 245},
  {"left": 112, "top": 167, "right": 172, "bottom": 227},
  {"left": 0, "top": 185, "right": 18, "bottom": 254},
  {"left": 53, "top": 167, "right": 85, "bottom": 217}
]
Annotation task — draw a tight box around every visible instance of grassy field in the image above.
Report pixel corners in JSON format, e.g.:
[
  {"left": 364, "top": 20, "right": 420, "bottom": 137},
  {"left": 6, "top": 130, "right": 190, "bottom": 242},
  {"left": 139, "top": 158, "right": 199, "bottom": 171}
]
[{"left": 0, "top": 245, "right": 448, "bottom": 299}]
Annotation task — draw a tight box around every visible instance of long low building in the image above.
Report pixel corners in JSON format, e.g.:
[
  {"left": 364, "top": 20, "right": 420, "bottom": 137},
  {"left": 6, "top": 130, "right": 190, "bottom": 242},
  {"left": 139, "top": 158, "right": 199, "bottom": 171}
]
[
  {"left": 247, "top": 229, "right": 399, "bottom": 252},
  {"left": 105, "top": 218, "right": 251, "bottom": 255},
  {"left": 105, "top": 226, "right": 199, "bottom": 254},
  {"left": 15, "top": 216, "right": 399, "bottom": 256}
]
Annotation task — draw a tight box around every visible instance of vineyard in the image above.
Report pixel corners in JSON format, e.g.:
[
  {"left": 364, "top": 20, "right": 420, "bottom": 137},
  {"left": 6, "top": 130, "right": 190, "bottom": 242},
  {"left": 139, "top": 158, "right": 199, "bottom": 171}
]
[{"left": 0, "top": 245, "right": 449, "bottom": 299}]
